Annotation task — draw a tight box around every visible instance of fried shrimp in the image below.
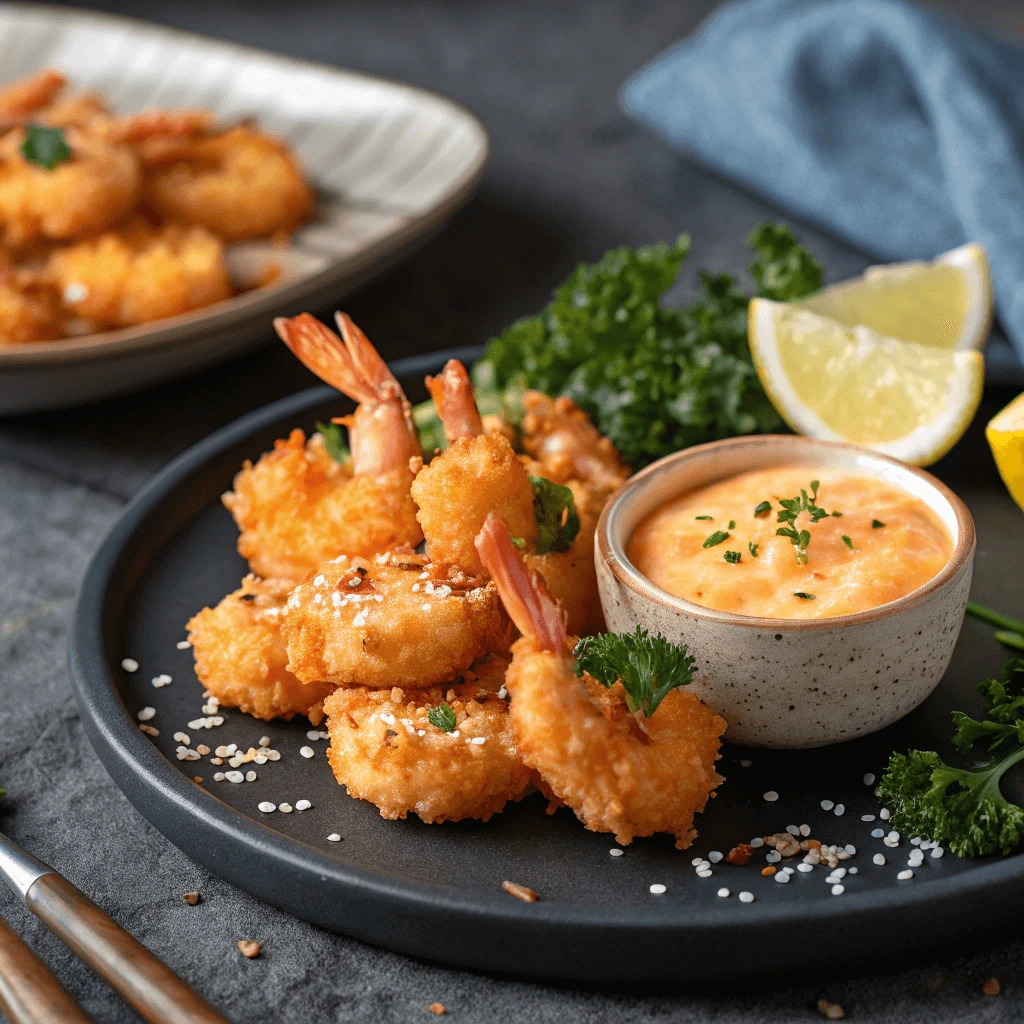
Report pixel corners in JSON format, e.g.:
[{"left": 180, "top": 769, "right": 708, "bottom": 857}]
[
  {"left": 323, "top": 655, "right": 532, "bottom": 822},
  {"left": 142, "top": 125, "right": 312, "bottom": 241},
  {"left": 412, "top": 360, "right": 537, "bottom": 576},
  {"left": 0, "top": 260, "right": 62, "bottom": 344},
  {"left": 476, "top": 516, "right": 725, "bottom": 848},
  {"left": 281, "top": 552, "right": 514, "bottom": 689},
  {"left": 47, "top": 219, "right": 230, "bottom": 328},
  {"left": 224, "top": 313, "right": 422, "bottom": 582},
  {"left": 187, "top": 575, "right": 335, "bottom": 723},
  {"left": 0, "top": 69, "right": 67, "bottom": 130},
  {"left": 0, "top": 126, "right": 140, "bottom": 246}
]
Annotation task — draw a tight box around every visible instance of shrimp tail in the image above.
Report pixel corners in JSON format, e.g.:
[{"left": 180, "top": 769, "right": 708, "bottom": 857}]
[
  {"left": 274, "top": 312, "right": 379, "bottom": 403},
  {"left": 426, "top": 359, "right": 484, "bottom": 442},
  {"left": 99, "top": 109, "right": 213, "bottom": 144},
  {"left": 335, "top": 312, "right": 402, "bottom": 395},
  {"left": 475, "top": 515, "right": 566, "bottom": 652},
  {"left": 0, "top": 69, "right": 66, "bottom": 128}
]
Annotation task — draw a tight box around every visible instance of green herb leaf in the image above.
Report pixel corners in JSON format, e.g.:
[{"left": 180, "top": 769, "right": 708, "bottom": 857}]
[
  {"left": 748, "top": 541, "right": 759, "bottom": 557},
  {"left": 872, "top": 519, "right": 885, "bottom": 529},
  {"left": 746, "top": 223, "right": 823, "bottom": 302},
  {"left": 753, "top": 500, "right": 771, "bottom": 518},
  {"left": 529, "top": 476, "right": 580, "bottom": 554},
  {"left": 573, "top": 627, "right": 695, "bottom": 718},
  {"left": 793, "top": 592, "right": 815, "bottom": 600},
  {"left": 427, "top": 703, "right": 458, "bottom": 732},
  {"left": 695, "top": 515, "right": 713, "bottom": 521},
  {"left": 728, "top": 520, "right": 736, "bottom": 530},
  {"left": 702, "top": 530, "right": 730, "bottom": 548},
  {"left": 20, "top": 124, "right": 72, "bottom": 170},
  {"left": 509, "top": 536, "right": 526, "bottom": 549},
  {"left": 842, "top": 535, "right": 854, "bottom": 550},
  {"left": 724, "top": 550, "right": 741, "bottom": 564},
  {"left": 316, "top": 422, "right": 350, "bottom": 463},
  {"left": 966, "top": 602, "right": 1024, "bottom": 635},
  {"left": 832, "top": 511, "right": 843, "bottom": 517}
]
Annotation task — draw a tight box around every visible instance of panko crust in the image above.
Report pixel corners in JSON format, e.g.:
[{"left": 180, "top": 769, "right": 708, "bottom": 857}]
[
  {"left": 324, "top": 660, "right": 532, "bottom": 823},
  {"left": 506, "top": 644, "right": 726, "bottom": 848},
  {"left": 282, "top": 554, "right": 515, "bottom": 688},
  {"left": 187, "top": 574, "right": 334, "bottom": 722},
  {"left": 411, "top": 433, "right": 537, "bottom": 576},
  {"left": 223, "top": 429, "right": 422, "bottom": 583}
]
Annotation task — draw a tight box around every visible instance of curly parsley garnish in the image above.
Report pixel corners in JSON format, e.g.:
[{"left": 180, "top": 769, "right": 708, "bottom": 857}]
[
  {"left": 573, "top": 627, "right": 696, "bottom": 718},
  {"left": 724, "top": 550, "right": 741, "bottom": 564},
  {"left": 753, "top": 500, "right": 771, "bottom": 518},
  {"left": 529, "top": 476, "right": 580, "bottom": 554},
  {"left": 775, "top": 480, "right": 837, "bottom": 565},
  {"left": 426, "top": 703, "right": 458, "bottom": 733},
  {"left": 872, "top": 519, "right": 885, "bottom": 529},
  {"left": 702, "top": 530, "right": 730, "bottom": 548},
  {"left": 21, "top": 124, "right": 72, "bottom": 170},
  {"left": 748, "top": 542, "right": 759, "bottom": 557},
  {"left": 317, "top": 421, "right": 350, "bottom": 463}
]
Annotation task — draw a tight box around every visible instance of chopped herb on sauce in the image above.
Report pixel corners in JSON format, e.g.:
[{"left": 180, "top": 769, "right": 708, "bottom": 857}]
[
  {"left": 695, "top": 515, "right": 713, "bottom": 521},
  {"left": 776, "top": 480, "right": 838, "bottom": 565},
  {"left": 872, "top": 519, "right": 886, "bottom": 529},
  {"left": 702, "top": 530, "right": 730, "bottom": 548},
  {"left": 748, "top": 542, "right": 759, "bottom": 557},
  {"left": 724, "top": 550, "right": 741, "bottom": 564},
  {"left": 794, "top": 592, "right": 815, "bottom": 600},
  {"left": 842, "top": 535, "right": 854, "bottom": 550},
  {"left": 728, "top": 520, "right": 736, "bottom": 530},
  {"left": 753, "top": 500, "right": 772, "bottom": 518}
]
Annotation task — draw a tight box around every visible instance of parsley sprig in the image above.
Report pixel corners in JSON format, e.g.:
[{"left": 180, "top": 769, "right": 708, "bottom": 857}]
[
  {"left": 21, "top": 124, "right": 72, "bottom": 170},
  {"left": 427, "top": 703, "right": 457, "bottom": 732},
  {"left": 317, "top": 421, "right": 351, "bottom": 463},
  {"left": 773, "top": 480, "right": 837, "bottom": 565},
  {"left": 529, "top": 476, "right": 580, "bottom": 554},
  {"left": 573, "top": 627, "right": 695, "bottom": 718}
]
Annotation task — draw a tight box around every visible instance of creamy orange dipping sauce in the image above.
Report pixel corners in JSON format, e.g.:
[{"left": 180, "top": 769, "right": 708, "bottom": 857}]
[{"left": 627, "top": 468, "right": 953, "bottom": 619}]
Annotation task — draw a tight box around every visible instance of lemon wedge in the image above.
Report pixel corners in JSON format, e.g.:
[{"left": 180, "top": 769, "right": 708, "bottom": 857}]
[
  {"left": 987, "top": 392, "right": 1024, "bottom": 512},
  {"left": 798, "top": 243, "right": 992, "bottom": 352},
  {"left": 749, "top": 299, "right": 984, "bottom": 466}
]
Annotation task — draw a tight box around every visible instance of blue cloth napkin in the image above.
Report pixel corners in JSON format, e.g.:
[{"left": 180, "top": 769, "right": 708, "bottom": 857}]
[{"left": 621, "top": 0, "right": 1024, "bottom": 368}]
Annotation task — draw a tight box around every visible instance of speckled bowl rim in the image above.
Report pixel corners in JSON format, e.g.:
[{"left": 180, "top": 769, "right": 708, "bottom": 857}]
[{"left": 597, "top": 434, "right": 976, "bottom": 632}]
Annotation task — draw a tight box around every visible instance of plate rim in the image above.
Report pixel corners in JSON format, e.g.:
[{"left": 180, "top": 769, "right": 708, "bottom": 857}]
[
  {"left": 0, "top": 3, "right": 489, "bottom": 368},
  {"left": 68, "top": 348, "right": 1024, "bottom": 980}
]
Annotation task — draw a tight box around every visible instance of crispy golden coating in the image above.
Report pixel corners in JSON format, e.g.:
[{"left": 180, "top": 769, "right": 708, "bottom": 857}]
[
  {"left": 281, "top": 553, "right": 514, "bottom": 688},
  {"left": 187, "top": 575, "right": 334, "bottom": 722},
  {"left": 0, "top": 127, "right": 140, "bottom": 246},
  {"left": 411, "top": 433, "right": 537, "bottom": 576},
  {"left": 0, "top": 269, "right": 62, "bottom": 344},
  {"left": 47, "top": 220, "right": 230, "bottom": 329},
  {"left": 477, "top": 515, "right": 725, "bottom": 848},
  {"left": 323, "top": 658, "right": 531, "bottom": 822},
  {"left": 223, "top": 429, "right": 422, "bottom": 584},
  {"left": 143, "top": 125, "right": 312, "bottom": 242}
]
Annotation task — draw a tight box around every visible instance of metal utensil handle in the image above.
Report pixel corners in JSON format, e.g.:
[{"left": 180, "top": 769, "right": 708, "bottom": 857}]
[
  {"left": 0, "top": 915, "right": 94, "bottom": 1024},
  {"left": 25, "top": 874, "right": 229, "bottom": 1024}
]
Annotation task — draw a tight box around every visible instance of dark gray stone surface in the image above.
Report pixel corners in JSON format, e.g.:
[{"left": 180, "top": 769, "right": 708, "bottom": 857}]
[{"left": 2, "top": 0, "right": 1023, "bottom": 1020}]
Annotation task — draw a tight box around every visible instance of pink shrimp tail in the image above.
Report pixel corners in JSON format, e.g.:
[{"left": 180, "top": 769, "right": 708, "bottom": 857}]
[
  {"left": 335, "top": 312, "right": 402, "bottom": 397},
  {"left": 426, "top": 360, "right": 483, "bottom": 442},
  {"left": 475, "top": 516, "right": 566, "bottom": 652},
  {"left": 0, "top": 69, "right": 66, "bottom": 121}
]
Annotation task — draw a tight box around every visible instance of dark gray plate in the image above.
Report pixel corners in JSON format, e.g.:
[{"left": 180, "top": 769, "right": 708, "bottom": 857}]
[{"left": 69, "top": 348, "right": 1024, "bottom": 984}]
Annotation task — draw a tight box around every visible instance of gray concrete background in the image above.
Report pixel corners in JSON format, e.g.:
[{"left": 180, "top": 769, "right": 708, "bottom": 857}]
[{"left": 2, "top": 0, "right": 1023, "bottom": 1020}]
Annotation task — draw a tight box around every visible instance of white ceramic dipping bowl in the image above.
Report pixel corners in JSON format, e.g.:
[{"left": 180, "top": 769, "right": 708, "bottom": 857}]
[{"left": 595, "top": 435, "right": 975, "bottom": 748}]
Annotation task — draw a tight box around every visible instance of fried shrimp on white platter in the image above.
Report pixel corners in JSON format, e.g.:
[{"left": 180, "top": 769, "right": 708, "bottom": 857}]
[
  {"left": 281, "top": 550, "right": 514, "bottom": 689},
  {"left": 476, "top": 516, "right": 726, "bottom": 849},
  {"left": 187, "top": 574, "right": 334, "bottom": 723},
  {"left": 323, "top": 654, "right": 532, "bottom": 823},
  {"left": 223, "top": 312, "right": 423, "bottom": 583}
]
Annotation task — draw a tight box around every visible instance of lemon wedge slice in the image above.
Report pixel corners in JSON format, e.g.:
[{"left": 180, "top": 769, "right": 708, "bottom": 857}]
[
  {"left": 987, "top": 392, "right": 1024, "bottom": 512},
  {"left": 749, "top": 299, "right": 984, "bottom": 466},
  {"left": 798, "top": 243, "right": 992, "bottom": 352}
]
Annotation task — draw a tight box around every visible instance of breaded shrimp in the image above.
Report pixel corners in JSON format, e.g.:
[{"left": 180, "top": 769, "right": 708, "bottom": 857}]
[
  {"left": 223, "top": 313, "right": 423, "bottom": 582},
  {"left": 476, "top": 516, "right": 725, "bottom": 849},
  {"left": 0, "top": 259, "right": 62, "bottom": 344},
  {"left": 0, "top": 126, "right": 140, "bottom": 246},
  {"left": 0, "top": 69, "right": 67, "bottom": 130},
  {"left": 142, "top": 125, "right": 312, "bottom": 241},
  {"left": 47, "top": 219, "right": 230, "bottom": 329},
  {"left": 323, "top": 655, "right": 532, "bottom": 823},
  {"left": 411, "top": 360, "right": 537, "bottom": 576},
  {"left": 281, "top": 551, "right": 514, "bottom": 689},
  {"left": 187, "top": 575, "right": 335, "bottom": 723}
]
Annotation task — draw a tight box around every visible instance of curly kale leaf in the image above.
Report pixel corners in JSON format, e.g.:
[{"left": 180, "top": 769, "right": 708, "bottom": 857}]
[
  {"left": 877, "top": 747, "right": 1024, "bottom": 857},
  {"left": 573, "top": 627, "right": 695, "bottom": 718},
  {"left": 529, "top": 476, "right": 580, "bottom": 554}
]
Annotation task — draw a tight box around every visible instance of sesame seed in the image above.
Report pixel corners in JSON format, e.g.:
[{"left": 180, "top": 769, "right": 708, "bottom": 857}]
[
  {"left": 738, "top": 891, "right": 755, "bottom": 903},
  {"left": 278, "top": 803, "right": 293, "bottom": 813},
  {"left": 469, "top": 736, "right": 486, "bottom": 745},
  {"left": 691, "top": 857, "right": 703, "bottom": 866},
  {"left": 786, "top": 825, "right": 799, "bottom": 835},
  {"left": 873, "top": 853, "right": 885, "bottom": 865},
  {"left": 649, "top": 884, "right": 667, "bottom": 894},
  {"left": 831, "top": 884, "right": 845, "bottom": 895},
  {"left": 863, "top": 773, "right": 876, "bottom": 785},
  {"left": 887, "top": 831, "right": 900, "bottom": 841},
  {"left": 421, "top": 603, "right": 432, "bottom": 613},
  {"left": 820, "top": 799, "right": 834, "bottom": 811},
  {"left": 696, "top": 869, "right": 713, "bottom": 879},
  {"left": 295, "top": 799, "right": 311, "bottom": 811},
  {"left": 931, "top": 847, "right": 944, "bottom": 858},
  {"left": 210, "top": 757, "right": 223, "bottom": 765},
  {"left": 897, "top": 869, "right": 914, "bottom": 880},
  {"left": 259, "top": 736, "right": 270, "bottom": 747},
  {"left": 610, "top": 849, "right": 624, "bottom": 857},
  {"left": 861, "top": 814, "right": 876, "bottom": 822},
  {"left": 797, "top": 863, "right": 813, "bottom": 873},
  {"left": 196, "top": 744, "right": 210, "bottom": 755},
  {"left": 314, "top": 575, "right": 325, "bottom": 586},
  {"left": 121, "top": 658, "right": 139, "bottom": 673},
  {"left": 708, "top": 850, "right": 723, "bottom": 863},
  {"left": 173, "top": 732, "right": 190, "bottom": 744},
  {"left": 327, "top": 833, "right": 341, "bottom": 842},
  {"left": 910, "top": 836, "right": 921, "bottom": 846},
  {"left": 136, "top": 707, "right": 156, "bottom": 721},
  {"left": 717, "top": 888, "right": 730, "bottom": 897},
  {"left": 871, "top": 828, "right": 884, "bottom": 838},
  {"left": 799, "top": 824, "right": 811, "bottom": 836},
  {"left": 225, "top": 771, "right": 244, "bottom": 783},
  {"left": 306, "top": 730, "right": 321, "bottom": 740},
  {"left": 847, "top": 866, "right": 858, "bottom": 874},
  {"left": 762, "top": 791, "right": 778, "bottom": 802},
  {"left": 765, "top": 851, "right": 781, "bottom": 864},
  {"left": 213, "top": 772, "right": 225, "bottom": 781},
  {"left": 832, "top": 867, "right": 847, "bottom": 878},
  {"left": 879, "top": 807, "right": 890, "bottom": 820},
  {"left": 844, "top": 844, "right": 856, "bottom": 855},
  {"left": 750, "top": 838, "right": 765, "bottom": 848},
  {"left": 139, "top": 724, "right": 159, "bottom": 736},
  {"left": 151, "top": 674, "right": 172, "bottom": 688},
  {"left": 258, "top": 802, "right": 276, "bottom": 813},
  {"left": 300, "top": 746, "right": 315, "bottom": 759},
  {"left": 266, "top": 750, "right": 281, "bottom": 761},
  {"left": 245, "top": 771, "right": 257, "bottom": 782},
  {"left": 739, "top": 759, "right": 752, "bottom": 767},
  {"left": 774, "top": 872, "right": 790, "bottom": 884},
  {"left": 176, "top": 640, "right": 192, "bottom": 650},
  {"left": 833, "top": 803, "right": 845, "bottom": 816}
]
